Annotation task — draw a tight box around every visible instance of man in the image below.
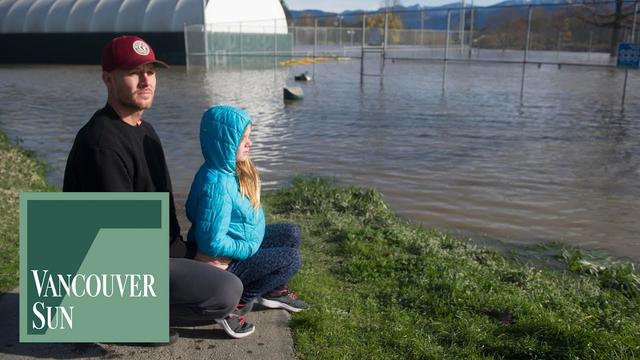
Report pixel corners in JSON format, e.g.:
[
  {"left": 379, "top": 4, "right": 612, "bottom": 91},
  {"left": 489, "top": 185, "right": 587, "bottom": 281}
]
[{"left": 63, "top": 35, "right": 254, "bottom": 340}]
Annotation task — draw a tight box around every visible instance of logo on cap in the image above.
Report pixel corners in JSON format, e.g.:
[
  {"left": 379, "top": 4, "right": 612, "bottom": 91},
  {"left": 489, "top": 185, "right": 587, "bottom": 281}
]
[{"left": 132, "top": 40, "right": 150, "bottom": 56}]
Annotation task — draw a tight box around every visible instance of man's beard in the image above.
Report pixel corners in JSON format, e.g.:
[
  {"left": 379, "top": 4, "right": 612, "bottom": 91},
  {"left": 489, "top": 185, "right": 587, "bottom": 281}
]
[{"left": 121, "top": 93, "right": 153, "bottom": 111}]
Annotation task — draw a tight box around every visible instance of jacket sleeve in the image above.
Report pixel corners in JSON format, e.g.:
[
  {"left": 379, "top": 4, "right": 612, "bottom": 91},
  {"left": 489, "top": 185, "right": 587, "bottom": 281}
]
[{"left": 194, "top": 188, "right": 259, "bottom": 260}]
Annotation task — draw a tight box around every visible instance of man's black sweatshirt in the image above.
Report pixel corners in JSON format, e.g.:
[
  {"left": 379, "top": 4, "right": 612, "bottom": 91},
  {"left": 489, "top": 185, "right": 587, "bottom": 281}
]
[{"left": 63, "top": 104, "right": 194, "bottom": 258}]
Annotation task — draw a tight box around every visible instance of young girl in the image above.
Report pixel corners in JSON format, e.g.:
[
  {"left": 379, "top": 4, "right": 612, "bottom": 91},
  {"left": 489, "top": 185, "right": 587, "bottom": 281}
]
[{"left": 186, "top": 105, "right": 308, "bottom": 339}]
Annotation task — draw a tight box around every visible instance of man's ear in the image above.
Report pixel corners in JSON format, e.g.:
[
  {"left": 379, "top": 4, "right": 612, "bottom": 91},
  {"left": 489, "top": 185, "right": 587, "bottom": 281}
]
[{"left": 102, "top": 71, "right": 111, "bottom": 88}]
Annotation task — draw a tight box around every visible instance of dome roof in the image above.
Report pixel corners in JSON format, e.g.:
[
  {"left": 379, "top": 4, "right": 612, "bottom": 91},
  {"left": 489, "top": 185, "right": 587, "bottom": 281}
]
[{"left": 0, "top": 0, "right": 286, "bottom": 33}]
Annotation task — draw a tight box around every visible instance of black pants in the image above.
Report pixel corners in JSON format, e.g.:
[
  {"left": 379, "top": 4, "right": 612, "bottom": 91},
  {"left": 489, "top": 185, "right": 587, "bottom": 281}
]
[{"left": 169, "top": 258, "right": 242, "bottom": 325}]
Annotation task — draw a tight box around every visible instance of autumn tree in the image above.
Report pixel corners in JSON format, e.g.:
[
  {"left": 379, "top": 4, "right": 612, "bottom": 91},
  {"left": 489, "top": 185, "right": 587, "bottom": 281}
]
[
  {"left": 577, "top": 0, "right": 638, "bottom": 57},
  {"left": 366, "top": 11, "right": 405, "bottom": 44}
]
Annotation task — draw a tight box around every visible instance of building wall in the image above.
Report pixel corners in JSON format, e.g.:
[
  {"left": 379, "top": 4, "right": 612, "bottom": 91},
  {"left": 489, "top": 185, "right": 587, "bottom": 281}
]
[{"left": 0, "top": 32, "right": 185, "bottom": 64}]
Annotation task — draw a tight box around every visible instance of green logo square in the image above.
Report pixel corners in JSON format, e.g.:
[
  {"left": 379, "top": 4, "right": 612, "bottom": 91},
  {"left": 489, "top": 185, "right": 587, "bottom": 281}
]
[{"left": 19, "top": 193, "right": 169, "bottom": 343}]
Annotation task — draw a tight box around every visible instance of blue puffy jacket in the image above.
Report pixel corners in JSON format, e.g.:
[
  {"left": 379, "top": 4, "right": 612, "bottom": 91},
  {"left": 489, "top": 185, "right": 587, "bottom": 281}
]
[{"left": 186, "top": 105, "right": 265, "bottom": 260}]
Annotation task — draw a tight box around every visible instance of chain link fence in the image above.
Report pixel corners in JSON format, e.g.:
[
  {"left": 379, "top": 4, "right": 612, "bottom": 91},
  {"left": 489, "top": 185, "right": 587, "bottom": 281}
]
[{"left": 185, "top": 1, "right": 639, "bottom": 68}]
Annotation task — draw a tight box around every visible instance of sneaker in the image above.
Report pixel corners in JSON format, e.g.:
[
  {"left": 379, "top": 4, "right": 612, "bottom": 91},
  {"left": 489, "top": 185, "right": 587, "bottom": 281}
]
[
  {"left": 236, "top": 301, "right": 254, "bottom": 316},
  {"left": 256, "top": 288, "right": 309, "bottom": 313},
  {"left": 215, "top": 307, "right": 255, "bottom": 339}
]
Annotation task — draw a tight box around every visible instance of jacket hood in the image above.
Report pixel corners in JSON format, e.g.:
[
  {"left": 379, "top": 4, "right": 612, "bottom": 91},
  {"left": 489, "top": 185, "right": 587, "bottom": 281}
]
[{"left": 200, "top": 105, "right": 252, "bottom": 174}]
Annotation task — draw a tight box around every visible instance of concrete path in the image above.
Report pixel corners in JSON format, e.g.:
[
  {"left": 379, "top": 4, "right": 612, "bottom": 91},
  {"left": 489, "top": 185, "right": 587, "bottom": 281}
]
[
  {"left": 0, "top": 207, "right": 297, "bottom": 360},
  {"left": 0, "top": 288, "right": 297, "bottom": 360}
]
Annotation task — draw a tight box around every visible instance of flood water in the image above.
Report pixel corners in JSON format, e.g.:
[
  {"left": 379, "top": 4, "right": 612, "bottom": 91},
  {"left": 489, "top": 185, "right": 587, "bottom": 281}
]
[{"left": 1, "top": 57, "right": 639, "bottom": 261}]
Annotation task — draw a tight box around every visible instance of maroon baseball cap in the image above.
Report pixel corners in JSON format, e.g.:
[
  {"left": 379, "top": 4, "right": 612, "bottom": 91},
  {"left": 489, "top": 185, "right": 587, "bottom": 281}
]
[{"left": 101, "top": 35, "right": 169, "bottom": 72}]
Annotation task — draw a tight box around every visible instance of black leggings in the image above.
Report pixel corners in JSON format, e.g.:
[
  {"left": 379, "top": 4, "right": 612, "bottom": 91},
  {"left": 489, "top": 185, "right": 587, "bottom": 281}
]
[{"left": 169, "top": 258, "right": 242, "bottom": 324}]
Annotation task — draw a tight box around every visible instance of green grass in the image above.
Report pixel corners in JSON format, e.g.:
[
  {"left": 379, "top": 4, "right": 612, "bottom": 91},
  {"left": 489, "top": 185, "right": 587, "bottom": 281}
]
[
  {"left": 263, "top": 177, "right": 640, "bottom": 360},
  {"left": 0, "top": 131, "right": 54, "bottom": 294}
]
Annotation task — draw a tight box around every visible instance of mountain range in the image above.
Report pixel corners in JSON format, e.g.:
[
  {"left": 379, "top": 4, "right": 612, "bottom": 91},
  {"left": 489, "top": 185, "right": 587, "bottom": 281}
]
[{"left": 290, "top": 0, "right": 577, "bottom": 30}]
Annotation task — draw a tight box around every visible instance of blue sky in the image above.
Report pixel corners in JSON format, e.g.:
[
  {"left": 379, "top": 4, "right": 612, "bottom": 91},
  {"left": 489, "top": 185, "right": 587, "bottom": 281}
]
[{"left": 285, "top": 0, "right": 501, "bottom": 12}]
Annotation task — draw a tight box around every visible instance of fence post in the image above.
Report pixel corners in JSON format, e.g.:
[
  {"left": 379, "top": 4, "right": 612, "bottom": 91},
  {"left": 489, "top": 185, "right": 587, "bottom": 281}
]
[
  {"left": 588, "top": 30, "right": 592, "bottom": 61},
  {"left": 520, "top": 6, "right": 532, "bottom": 104},
  {"left": 622, "top": 2, "right": 639, "bottom": 109},
  {"left": 362, "top": 14, "right": 366, "bottom": 48},
  {"left": 556, "top": 32, "right": 561, "bottom": 61},
  {"left": 443, "top": 10, "right": 451, "bottom": 92},
  {"left": 339, "top": 16, "right": 343, "bottom": 49},
  {"left": 420, "top": 7, "right": 424, "bottom": 45},
  {"left": 468, "top": 5, "right": 475, "bottom": 59},
  {"left": 183, "top": 23, "right": 190, "bottom": 71},
  {"left": 314, "top": 18, "right": 318, "bottom": 78},
  {"left": 204, "top": 23, "right": 209, "bottom": 70},
  {"left": 361, "top": 14, "right": 366, "bottom": 84},
  {"left": 382, "top": 8, "right": 388, "bottom": 79},
  {"left": 202, "top": 0, "right": 209, "bottom": 70},
  {"left": 632, "top": 2, "right": 638, "bottom": 42},
  {"left": 460, "top": 0, "right": 466, "bottom": 52},
  {"left": 384, "top": 9, "right": 389, "bottom": 48}
]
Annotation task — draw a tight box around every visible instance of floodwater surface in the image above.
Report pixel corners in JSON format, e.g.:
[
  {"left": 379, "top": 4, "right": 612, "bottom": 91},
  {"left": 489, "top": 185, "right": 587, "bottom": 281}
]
[{"left": 1, "top": 58, "right": 639, "bottom": 261}]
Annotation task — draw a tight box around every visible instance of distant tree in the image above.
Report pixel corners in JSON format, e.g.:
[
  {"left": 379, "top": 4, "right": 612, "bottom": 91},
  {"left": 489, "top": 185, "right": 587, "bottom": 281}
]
[
  {"left": 366, "top": 11, "right": 405, "bottom": 44},
  {"left": 366, "top": 12, "right": 404, "bottom": 29},
  {"left": 577, "top": 0, "right": 638, "bottom": 57},
  {"left": 476, "top": 8, "right": 527, "bottom": 50},
  {"left": 297, "top": 12, "right": 314, "bottom": 27}
]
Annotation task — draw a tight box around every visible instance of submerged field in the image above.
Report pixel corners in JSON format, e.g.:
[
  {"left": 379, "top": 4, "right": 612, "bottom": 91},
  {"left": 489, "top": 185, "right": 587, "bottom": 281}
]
[
  {"left": 264, "top": 178, "right": 640, "bottom": 359},
  {"left": 0, "top": 131, "right": 53, "bottom": 293}
]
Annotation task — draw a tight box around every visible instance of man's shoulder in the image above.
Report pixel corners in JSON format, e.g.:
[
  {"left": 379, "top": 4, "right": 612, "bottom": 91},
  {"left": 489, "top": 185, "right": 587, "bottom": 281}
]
[
  {"left": 139, "top": 119, "right": 161, "bottom": 139},
  {"left": 75, "top": 107, "right": 126, "bottom": 148}
]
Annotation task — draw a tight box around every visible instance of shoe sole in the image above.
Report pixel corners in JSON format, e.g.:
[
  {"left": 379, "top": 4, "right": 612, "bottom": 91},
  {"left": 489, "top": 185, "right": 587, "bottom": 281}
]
[
  {"left": 215, "top": 319, "right": 255, "bottom": 339},
  {"left": 256, "top": 298, "right": 306, "bottom": 313}
]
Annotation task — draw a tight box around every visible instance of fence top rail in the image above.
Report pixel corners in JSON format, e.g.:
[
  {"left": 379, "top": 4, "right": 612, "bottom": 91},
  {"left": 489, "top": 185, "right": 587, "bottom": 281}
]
[{"left": 290, "top": 0, "right": 640, "bottom": 19}]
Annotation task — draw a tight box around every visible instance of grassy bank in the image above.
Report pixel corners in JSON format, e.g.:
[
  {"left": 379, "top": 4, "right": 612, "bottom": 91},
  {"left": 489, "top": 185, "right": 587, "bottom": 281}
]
[
  {"left": 263, "top": 178, "right": 640, "bottom": 359},
  {"left": 0, "top": 131, "right": 53, "bottom": 293}
]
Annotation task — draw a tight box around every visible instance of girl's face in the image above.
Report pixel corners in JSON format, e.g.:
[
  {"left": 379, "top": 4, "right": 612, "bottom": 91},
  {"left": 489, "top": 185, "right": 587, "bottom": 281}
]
[{"left": 236, "top": 125, "right": 252, "bottom": 162}]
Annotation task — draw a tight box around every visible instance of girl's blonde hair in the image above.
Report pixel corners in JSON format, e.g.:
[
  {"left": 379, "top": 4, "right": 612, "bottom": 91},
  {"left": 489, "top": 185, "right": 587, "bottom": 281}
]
[{"left": 237, "top": 159, "right": 261, "bottom": 209}]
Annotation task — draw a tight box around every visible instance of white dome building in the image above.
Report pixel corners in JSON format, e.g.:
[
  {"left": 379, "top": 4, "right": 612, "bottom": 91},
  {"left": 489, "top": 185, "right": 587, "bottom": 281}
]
[
  {"left": 0, "top": 0, "right": 287, "bottom": 33},
  {"left": 0, "top": 0, "right": 289, "bottom": 64}
]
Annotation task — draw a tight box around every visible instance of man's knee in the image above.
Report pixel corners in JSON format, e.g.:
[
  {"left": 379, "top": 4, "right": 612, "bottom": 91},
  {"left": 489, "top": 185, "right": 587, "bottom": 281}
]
[
  {"left": 170, "top": 259, "right": 242, "bottom": 318},
  {"left": 214, "top": 271, "right": 243, "bottom": 314}
]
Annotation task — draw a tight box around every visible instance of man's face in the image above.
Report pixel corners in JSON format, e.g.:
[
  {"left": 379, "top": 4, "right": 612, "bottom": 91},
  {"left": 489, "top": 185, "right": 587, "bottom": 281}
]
[{"left": 103, "top": 63, "right": 156, "bottom": 111}]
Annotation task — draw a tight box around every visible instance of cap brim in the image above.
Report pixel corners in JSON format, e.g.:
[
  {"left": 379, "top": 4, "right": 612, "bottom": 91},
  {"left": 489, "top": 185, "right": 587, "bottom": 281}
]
[
  {"left": 119, "top": 59, "right": 170, "bottom": 71},
  {"left": 148, "top": 60, "right": 169, "bottom": 69}
]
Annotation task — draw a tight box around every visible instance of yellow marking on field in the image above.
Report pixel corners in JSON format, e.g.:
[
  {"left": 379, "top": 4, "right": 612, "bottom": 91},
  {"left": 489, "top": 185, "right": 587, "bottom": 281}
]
[{"left": 279, "top": 57, "right": 334, "bottom": 66}]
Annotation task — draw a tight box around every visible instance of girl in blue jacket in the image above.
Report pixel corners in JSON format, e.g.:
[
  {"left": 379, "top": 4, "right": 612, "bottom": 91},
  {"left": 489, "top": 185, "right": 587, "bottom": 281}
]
[{"left": 186, "top": 105, "right": 308, "bottom": 339}]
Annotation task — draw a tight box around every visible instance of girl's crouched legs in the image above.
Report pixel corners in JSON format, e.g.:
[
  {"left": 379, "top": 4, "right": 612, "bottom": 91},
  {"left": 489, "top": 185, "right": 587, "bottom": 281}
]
[
  {"left": 229, "top": 247, "right": 301, "bottom": 304},
  {"left": 262, "top": 223, "right": 302, "bottom": 249},
  {"left": 169, "top": 258, "right": 242, "bottom": 324}
]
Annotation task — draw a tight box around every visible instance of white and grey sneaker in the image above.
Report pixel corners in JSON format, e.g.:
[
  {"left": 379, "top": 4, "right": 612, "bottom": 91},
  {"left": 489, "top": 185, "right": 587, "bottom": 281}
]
[{"left": 256, "top": 287, "right": 309, "bottom": 313}]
